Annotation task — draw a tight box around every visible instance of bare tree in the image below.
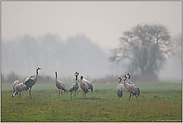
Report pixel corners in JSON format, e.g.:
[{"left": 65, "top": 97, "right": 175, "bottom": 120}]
[{"left": 109, "top": 24, "right": 174, "bottom": 81}]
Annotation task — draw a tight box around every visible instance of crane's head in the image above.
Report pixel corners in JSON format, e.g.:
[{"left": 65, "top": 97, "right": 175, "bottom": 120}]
[
  {"left": 127, "top": 73, "right": 130, "bottom": 75},
  {"left": 74, "top": 71, "right": 79, "bottom": 76},
  {"left": 37, "top": 67, "right": 42, "bottom": 70},
  {"left": 123, "top": 75, "right": 127, "bottom": 80}
]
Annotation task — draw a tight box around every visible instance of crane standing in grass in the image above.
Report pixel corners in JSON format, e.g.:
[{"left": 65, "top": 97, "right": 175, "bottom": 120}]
[
  {"left": 123, "top": 75, "right": 140, "bottom": 102},
  {"left": 69, "top": 71, "right": 79, "bottom": 100},
  {"left": 23, "top": 67, "right": 42, "bottom": 97},
  {"left": 82, "top": 77, "right": 93, "bottom": 93},
  {"left": 13, "top": 80, "right": 20, "bottom": 93},
  {"left": 55, "top": 72, "right": 67, "bottom": 98},
  {"left": 12, "top": 82, "right": 28, "bottom": 98},
  {"left": 76, "top": 72, "right": 93, "bottom": 92},
  {"left": 117, "top": 77, "right": 125, "bottom": 98},
  {"left": 79, "top": 76, "right": 89, "bottom": 99}
]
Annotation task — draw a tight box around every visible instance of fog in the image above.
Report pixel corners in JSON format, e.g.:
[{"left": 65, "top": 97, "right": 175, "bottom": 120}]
[
  {"left": 1, "top": 1, "right": 181, "bottom": 82},
  {"left": 2, "top": 33, "right": 181, "bottom": 82}
]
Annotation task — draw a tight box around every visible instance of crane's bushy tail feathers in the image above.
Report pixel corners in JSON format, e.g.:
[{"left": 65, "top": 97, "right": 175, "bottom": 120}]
[
  {"left": 137, "top": 87, "right": 140, "bottom": 96},
  {"left": 117, "top": 90, "right": 123, "bottom": 98},
  {"left": 91, "top": 86, "right": 93, "bottom": 92},
  {"left": 83, "top": 89, "right": 88, "bottom": 93}
]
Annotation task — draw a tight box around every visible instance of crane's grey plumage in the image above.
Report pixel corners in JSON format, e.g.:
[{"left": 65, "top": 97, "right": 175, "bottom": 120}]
[
  {"left": 79, "top": 76, "right": 89, "bottom": 98},
  {"left": 69, "top": 71, "right": 79, "bottom": 100},
  {"left": 12, "top": 82, "right": 27, "bottom": 98},
  {"left": 123, "top": 75, "right": 140, "bottom": 102},
  {"left": 82, "top": 78, "right": 93, "bottom": 92},
  {"left": 117, "top": 77, "right": 125, "bottom": 98},
  {"left": 55, "top": 71, "right": 66, "bottom": 98},
  {"left": 126, "top": 73, "right": 134, "bottom": 85},
  {"left": 23, "top": 67, "right": 42, "bottom": 97},
  {"left": 13, "top": 80, "right": 20, "bottom": 93},
  {"left": 77, "top": 72, "right": 93, "bottom": 92}
]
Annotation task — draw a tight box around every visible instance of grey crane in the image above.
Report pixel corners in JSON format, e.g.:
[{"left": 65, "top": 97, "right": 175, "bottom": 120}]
[
  {"left": 79, "top": 76, "right": 89, "bottom": 99},
  {"left": 23, "top": 67, "right": 42, "bottom": 97},
  {"left": 55, "top": 71, "right": 66, "bottom": 98},
  {"left": 69, "top": 71, "right": 79, "bottom": 100},
  {"left": 12, "top": 82, "right": 27, "bottom": 98},
  {"left": 13, "top": 80, "right": 20, "bottom": 93},
  {"left": 123, "top": 75, "right": 140, "bottom": 102},
  {"left": 117, "top": 77, "right": 125, "bottom": 98},
  {"left": 77, "top": 72, "right": 93, "bottom": 92},
  {"left": 82, "top": 78, "right": 93, "bottom": 93}
]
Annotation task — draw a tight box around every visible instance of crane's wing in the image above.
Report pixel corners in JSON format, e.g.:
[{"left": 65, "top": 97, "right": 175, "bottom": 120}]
[
  {"left": 23, "top": 75, "right": 34, "bottom": 85},
  {"left": 83, "top": 78, "right": 93, "bottom": 92}
]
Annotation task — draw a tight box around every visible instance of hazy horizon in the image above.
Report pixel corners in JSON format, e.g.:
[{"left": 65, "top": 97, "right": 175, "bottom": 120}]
[{"left": 1, "top": 1, "right": 182, "bottom": 82}]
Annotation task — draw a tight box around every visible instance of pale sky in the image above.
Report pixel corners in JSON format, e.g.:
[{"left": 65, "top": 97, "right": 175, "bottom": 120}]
[{"left": 2, "top": 1, "right": 182, "bottom": 54}]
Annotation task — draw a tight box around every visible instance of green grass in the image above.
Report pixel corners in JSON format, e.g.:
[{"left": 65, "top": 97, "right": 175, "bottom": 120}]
[{"left": 1, "top": 82, "right": 182, "bottom": 122}]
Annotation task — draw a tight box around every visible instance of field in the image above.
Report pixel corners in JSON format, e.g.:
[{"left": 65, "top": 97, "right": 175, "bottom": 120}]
[{"left": 1, "top": 82, "right": 182, "bottom": 122}]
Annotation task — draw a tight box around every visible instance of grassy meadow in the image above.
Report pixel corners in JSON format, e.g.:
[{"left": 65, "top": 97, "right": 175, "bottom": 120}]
[{"left": 1, "top": 82, "right": 182, "bottom": 122}]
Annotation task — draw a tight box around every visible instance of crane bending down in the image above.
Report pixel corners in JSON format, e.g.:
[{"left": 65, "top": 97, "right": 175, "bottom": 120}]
[
  {"left": 69, "top": 71, "right": 79, "bottom": 100},
  {"left": 13, "top": 80, "right": 21, "bottom": 93},
  {"left": 117, "top": 77, "right": 125, "bottom": 98},
  {"left": 79, "top": 76, "right": 89, "bottom": 99},
  {"left": 55, "top": 72, "right": 66, "bottom": 98},
  {"left": 123, "top": 75, "right": 140, "bottom": 102},
  {"left": 12, "top": 82, "right": 28, "bottom": 98},
  {"left": 23, "top": 67, "right": 42, "bottom": 97}
]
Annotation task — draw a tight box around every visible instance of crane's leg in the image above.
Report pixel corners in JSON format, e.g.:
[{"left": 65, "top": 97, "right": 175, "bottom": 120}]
[
  {"left": 136, "top": 95, "right": 138, "bottom": 101},
  {"left": 19, "top": 92, "right": 21, "bottom": 98},
  {"left": 61, "top": 90, "right": 62, "bottom": 97},
  {"left": 59, "top": 89, "right": 60, "bottom": 98},
  {"left": 70, "top": 92, "right": 72, "bottom": 100},
  {"left": 82, "top": 92, "right": 84, "bottom": 99},
  {"left": 129, "top": 93, "right": 131, "bottom": 102},
  {"left": 29, "top": 87, "right": 32, "bottom": 98},
  {"left": 74, "top": 91, "right": 76, "bottom": 99}
]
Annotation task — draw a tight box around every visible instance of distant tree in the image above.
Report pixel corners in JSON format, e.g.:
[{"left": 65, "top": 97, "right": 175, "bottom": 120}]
[{"left": 109, "top": 24, "right": 174, "bottom": 81}]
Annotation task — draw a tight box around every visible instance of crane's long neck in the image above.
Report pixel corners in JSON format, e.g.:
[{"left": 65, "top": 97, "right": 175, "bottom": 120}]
[
  {"left": 75, "top": 75, "right": 79, "bottom": 85},
  {"left": 34, "top": 69, "right": 39, "bottom": 82},
  {"left": 55, "top": 73, "right": 57, "bottom": 83},
  {"left": 119, "top": 78, "right": 122, "bottom": 84},
  {"left": 123, "top": 76, "right": 127, "bottom": 87},
  {"left": 129, "top": 74, "right": 131, "bottom": 79}
]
